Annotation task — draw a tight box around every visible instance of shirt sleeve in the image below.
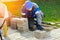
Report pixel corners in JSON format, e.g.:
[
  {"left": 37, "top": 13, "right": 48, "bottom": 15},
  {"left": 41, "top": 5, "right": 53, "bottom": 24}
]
[
  {"left": 21, "top": 5, "right": 26, "bottom": 15},
  {"left": 22, "top": 7, "right": 26, "bottom": 13}
]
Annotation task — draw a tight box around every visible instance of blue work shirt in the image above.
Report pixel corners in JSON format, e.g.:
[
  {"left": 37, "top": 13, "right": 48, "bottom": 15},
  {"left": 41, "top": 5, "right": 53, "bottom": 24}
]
[{"left": 22, "top": 3, "right": 40, "bottom": 18}]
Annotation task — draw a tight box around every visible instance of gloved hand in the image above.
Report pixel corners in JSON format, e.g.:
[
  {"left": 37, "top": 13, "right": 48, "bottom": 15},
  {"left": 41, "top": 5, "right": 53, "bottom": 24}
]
[{"left": 22, "top": 15, "right": 26, "bottom": 18}]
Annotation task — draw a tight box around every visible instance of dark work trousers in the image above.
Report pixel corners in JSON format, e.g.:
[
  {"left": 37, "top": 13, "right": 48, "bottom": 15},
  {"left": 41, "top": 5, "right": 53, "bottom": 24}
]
[
  {"left": 34, "top": 16, "right": 43, "bottom": 30},
  {"left": 28, "top": 17, "right": 43, "bottom": 31},
  {"left": 28, "top": 17, "right": 34, "bottom": 31}
]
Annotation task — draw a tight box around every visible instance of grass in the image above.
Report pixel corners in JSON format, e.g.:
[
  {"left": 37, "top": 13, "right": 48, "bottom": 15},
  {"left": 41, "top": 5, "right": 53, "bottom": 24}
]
[
  {"left": 31, "top": 0, "right": 60, "bottom": 22},
  {"left": 50, "top": 24, "right": 60, "bottom": 28}
]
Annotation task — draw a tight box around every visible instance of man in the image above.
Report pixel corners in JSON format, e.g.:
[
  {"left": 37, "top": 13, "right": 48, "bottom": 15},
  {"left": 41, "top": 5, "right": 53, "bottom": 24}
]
[
  {"left": 21, "top": 1, "right": 44, "bottom": 31},
  {"left": 0, "top": 2, "right": 9, "bottom": 39}
]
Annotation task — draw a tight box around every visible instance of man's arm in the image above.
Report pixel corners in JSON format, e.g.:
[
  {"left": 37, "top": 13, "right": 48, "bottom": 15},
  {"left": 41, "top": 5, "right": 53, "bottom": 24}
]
[
  {"left": 21, "top": 4, "right": 26, "bottom": 18},
  {"left": 22, "top": 13, "right": 26, "bottom": 18}
]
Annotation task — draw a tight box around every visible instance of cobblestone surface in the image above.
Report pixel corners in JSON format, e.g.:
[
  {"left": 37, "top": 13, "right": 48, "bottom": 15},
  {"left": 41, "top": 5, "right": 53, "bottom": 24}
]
[{"left": 2, "top": 27, "right": 60, "bottom": 40}]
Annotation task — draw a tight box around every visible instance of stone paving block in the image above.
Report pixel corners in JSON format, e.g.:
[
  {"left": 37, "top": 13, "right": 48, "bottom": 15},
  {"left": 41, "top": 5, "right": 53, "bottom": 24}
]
[
  {"left": 16, "top": 36, "right": 28, "bottom": 40},
  {"left": 33, "top": 30, "right": 47, "bottom": 39},
  {"left": 10, "top": 18, "right": 29, "bottom": 32},
  {"left": 17, "top": 18, "right": 29, "bottom": 32},
  {"left": 49, "top": 28, "right": 60, "bottom": 38},
  {"left": 10, "top": 18, "right": 18, "bottom": 29},
  {"left": 49, "top": 38, "right": 60, "bottom": 40},
  {"left": 8, "top": 33, "right": 22, "bottom": 40},
  {"left": 28, "top": 37, "right": 38, "bottom": 40}
]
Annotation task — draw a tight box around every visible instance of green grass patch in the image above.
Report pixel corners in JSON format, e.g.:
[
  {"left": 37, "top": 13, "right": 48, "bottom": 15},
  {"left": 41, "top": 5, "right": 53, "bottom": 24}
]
[{"left": 31, "top": 0, "right": 60, "bottom": 22}]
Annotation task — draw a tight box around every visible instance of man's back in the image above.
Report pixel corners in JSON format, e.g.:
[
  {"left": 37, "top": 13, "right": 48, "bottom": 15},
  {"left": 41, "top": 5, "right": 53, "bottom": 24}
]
[
  {"left": 0, "top": 3, "right": 8, "bottom": 19},
  {"left": 22, "top": 2, "right": 40, "bottom": 17}
]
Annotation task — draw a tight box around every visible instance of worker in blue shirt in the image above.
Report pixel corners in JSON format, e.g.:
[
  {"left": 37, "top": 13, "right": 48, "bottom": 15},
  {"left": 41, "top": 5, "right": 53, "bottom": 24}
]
[{"left": 21, "top": 1, "right": 44, "bottom": 31}]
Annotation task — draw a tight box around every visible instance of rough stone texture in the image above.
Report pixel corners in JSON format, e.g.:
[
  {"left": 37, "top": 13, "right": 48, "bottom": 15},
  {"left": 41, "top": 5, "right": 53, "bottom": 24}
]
[
  {"left": 7, "top": 33, "right": 28, "bottom": 40},
  {"left": 10, "top": 18, "right": 17, "bottom": 29},
  {"left": 33, "top": 30, "right": 47, "bottom": 39},
  {"left": 10, "top": 18, "right": 29, "bottom": 32},
  {"left": 1, "top": 25, "right": 60, "bottom": 40},
  {"left": 17, "top": 18, "right": 29, "bottom": 32},
  {"left": 49, "top": 28, "right": 60, "bottom": 38},
  {"left": 28, "top": 37, "right": 38, "bottom": 40}
]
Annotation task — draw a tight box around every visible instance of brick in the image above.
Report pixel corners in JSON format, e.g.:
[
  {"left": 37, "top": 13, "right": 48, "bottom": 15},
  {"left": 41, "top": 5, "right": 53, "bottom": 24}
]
[
  {"left": 50, "top": 28, "right": 60, "bottom": 38},
  {"left": 8, "top": 33, "right": 28, "bottom": 40},
  {"left": 17, "top": 18, "right": 29, "bottom": 32},
  {"left": 10, "top": 18, "right": 29, "bottom": 32},
  {"left": 33, "top": 30, "right": 47, "bottom": 39},
  {"left": 28, "top": 37, "right": 38, "bottom": 40},
  {"left": 10, "top": 18, "right": 17, "bottom": 29}
]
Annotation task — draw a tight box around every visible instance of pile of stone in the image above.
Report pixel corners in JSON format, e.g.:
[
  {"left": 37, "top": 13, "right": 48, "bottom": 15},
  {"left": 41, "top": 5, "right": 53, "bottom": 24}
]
[
  {"left": 10, "top": 18, "right": 60, "bottom": 40},
  {"left": 17, "top": 18, "right": 29, "bottom": 32},
  {"left": 10, "top": 18, "right": 29, "bottom": 32}
]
